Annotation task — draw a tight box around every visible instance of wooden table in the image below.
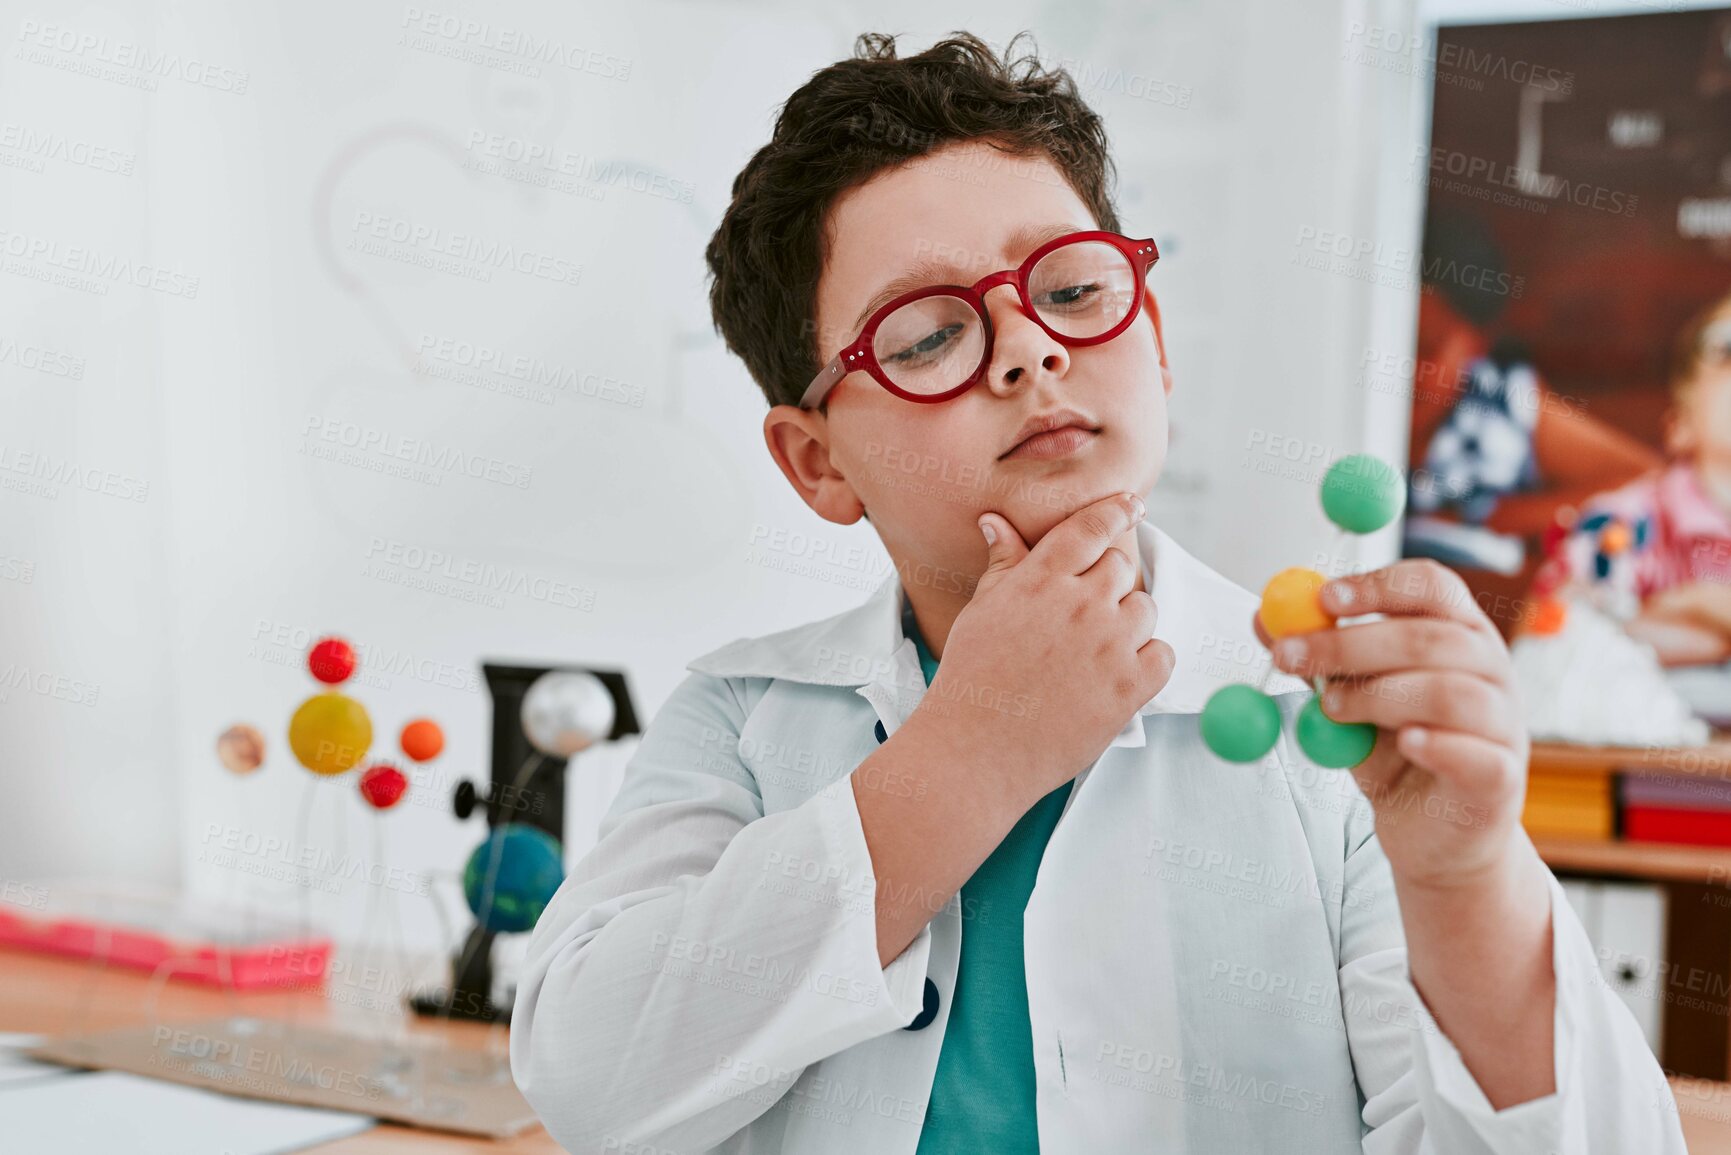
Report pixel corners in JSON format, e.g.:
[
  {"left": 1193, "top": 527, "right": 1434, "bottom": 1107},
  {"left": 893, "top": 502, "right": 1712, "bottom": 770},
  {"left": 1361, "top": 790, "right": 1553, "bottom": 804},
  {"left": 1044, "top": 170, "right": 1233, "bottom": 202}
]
[
  {"left": 0, "top": 946, "right": 561, "bottom": 1153},
  {"left": 7, "top": 943, "right": 1731, "bottom": 1151}
]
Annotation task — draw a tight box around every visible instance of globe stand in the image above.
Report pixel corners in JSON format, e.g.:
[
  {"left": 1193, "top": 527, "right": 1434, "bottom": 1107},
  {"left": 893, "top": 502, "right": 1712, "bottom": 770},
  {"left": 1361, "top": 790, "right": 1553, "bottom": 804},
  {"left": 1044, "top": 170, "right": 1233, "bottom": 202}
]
[
  {"left": 408, "top": 662, "right": 639, "bottom": 1025},
  {"left": 408, "top": 926, "right": 511, "bottom": 1023}
]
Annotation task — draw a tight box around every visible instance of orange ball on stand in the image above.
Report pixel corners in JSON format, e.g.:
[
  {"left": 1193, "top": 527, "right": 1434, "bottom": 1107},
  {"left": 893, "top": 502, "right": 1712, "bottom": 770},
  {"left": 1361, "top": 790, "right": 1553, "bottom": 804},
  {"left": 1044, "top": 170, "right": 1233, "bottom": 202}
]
[{"left": 400, "top": 717, "right": 445, "bottom": 763}]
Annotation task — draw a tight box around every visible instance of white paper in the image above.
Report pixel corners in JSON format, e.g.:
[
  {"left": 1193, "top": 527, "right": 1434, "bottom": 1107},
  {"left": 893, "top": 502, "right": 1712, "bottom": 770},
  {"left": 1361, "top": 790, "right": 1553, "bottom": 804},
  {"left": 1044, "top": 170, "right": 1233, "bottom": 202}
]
[
  {"left": 1, "top": 1070, "right": 375, "bottom": 1154},
  {"left": 0, "top": 1033, "right": 74, "bottom": 1088}
]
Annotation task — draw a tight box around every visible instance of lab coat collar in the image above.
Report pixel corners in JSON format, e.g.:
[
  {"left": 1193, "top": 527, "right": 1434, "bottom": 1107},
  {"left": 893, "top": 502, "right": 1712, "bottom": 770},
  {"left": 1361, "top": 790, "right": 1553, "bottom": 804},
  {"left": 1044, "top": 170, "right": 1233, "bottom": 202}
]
[{"left": 688, "top": 519, "right": 1302, "bottom": 743}]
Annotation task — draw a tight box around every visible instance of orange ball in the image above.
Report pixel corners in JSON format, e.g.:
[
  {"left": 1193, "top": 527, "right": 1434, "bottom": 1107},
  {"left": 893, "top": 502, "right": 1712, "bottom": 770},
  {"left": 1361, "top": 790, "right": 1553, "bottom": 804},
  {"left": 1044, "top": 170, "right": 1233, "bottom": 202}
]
[
  {"left": 1600, "top": 522, "right": 1632, "bottom": 555},
  {"left": 400, "top": 717, "right": 445, "bottom": 763},
  {"left": 1258, "top": 567, "right": 1336, "bottom": 639},
  {"left": 1527, "top": 596, "right": 1569, "bottom": 636}
]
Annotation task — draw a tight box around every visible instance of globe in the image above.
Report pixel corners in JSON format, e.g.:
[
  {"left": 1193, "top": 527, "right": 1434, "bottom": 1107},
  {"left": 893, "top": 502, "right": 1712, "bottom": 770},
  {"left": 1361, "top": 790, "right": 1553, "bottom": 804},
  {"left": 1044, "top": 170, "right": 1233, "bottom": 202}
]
[{"left": 462, "top": 824, "right": 565, "bottom": 934}]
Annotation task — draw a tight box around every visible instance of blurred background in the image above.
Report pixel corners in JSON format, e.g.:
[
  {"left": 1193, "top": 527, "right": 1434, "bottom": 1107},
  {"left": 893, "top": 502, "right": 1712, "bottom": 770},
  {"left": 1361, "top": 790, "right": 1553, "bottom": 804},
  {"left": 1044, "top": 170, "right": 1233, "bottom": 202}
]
[{"left": 7, "top": 0, "right": 1731, "bottom": 1143}]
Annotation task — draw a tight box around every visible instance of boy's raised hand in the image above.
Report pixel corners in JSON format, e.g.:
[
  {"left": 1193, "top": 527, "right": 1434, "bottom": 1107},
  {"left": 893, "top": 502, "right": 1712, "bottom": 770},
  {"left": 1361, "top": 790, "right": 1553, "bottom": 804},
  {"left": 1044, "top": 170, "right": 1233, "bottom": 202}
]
[
  {"left": 1262, "top": 560, "right": 1566, "bottom": 1110},
  {"left": 1261, "top": 559, "right": 1531, "bottom": 889},
  {"left": 918, "top": 491, "right": 1175, "bottom": 807},
  {"left": 853, "top": 493, "right": 1173, "bottom": 966}
]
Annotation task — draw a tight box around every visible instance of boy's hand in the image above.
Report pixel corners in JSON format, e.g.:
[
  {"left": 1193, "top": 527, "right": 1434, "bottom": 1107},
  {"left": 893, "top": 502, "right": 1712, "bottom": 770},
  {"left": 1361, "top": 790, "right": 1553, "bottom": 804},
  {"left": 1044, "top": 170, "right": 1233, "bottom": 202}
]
[
  {"left": 918, "top": 492, "right": 1174, "bottom": 807},
  {"left": 1265, "top": 560, "right": 1565, "bottom": 1110},
  {"left": 1263, "top": 559, "right": 1530, "bottom": 890}
]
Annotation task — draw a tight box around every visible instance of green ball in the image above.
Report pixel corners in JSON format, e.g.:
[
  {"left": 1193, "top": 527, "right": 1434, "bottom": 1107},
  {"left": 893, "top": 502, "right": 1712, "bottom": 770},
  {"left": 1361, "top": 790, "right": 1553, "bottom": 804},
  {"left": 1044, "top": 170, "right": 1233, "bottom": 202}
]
[
  {"left": 1320, "top": 454, "right": 1403, "bottom": 535},
  {"left": 1199, "top": 685, "right": 1282, "bottom": 763},
  {"left": 1295, "top": 696, "right": 1377, "bottom": 769}
]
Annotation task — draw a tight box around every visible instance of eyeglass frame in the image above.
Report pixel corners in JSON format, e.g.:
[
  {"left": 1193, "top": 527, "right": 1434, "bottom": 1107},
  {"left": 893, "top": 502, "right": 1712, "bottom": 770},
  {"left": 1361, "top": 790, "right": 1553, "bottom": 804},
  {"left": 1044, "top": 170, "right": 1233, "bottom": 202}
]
[{"left": 797, "top": 229, "right": 1160, "bottom": 410}]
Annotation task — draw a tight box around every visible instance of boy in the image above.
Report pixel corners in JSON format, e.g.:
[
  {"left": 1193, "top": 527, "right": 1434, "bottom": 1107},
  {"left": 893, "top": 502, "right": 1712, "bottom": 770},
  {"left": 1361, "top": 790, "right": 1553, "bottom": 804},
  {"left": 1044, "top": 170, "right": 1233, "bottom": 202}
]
[{"left": 511, "top": 32, "right": 1684, "bottom": 1153}]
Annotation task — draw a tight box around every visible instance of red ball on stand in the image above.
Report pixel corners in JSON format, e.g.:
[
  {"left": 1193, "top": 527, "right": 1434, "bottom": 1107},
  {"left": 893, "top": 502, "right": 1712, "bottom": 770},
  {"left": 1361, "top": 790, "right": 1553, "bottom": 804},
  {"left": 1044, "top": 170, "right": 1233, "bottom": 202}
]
[
  {"left": 308, "top": 636, "right": 358, "bottom": 685},
  {"left": 359, "top": 762, "right": 408, "bottom": 809}
]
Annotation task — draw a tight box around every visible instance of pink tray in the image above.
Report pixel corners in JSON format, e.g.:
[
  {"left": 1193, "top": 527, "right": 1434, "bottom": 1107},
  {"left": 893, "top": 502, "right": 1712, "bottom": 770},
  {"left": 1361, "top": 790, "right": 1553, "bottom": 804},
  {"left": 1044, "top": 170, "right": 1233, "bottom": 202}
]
[{"left": 0, "top": 907, "right": 330, "bottom": 989}]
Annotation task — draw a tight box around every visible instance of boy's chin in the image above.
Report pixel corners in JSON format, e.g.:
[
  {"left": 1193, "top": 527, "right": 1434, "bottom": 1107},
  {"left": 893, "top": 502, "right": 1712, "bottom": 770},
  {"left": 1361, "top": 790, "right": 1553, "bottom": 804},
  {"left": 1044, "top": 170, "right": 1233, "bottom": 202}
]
[{"left": 1000, "top": 486, "right": 1152, "bottom": 547}]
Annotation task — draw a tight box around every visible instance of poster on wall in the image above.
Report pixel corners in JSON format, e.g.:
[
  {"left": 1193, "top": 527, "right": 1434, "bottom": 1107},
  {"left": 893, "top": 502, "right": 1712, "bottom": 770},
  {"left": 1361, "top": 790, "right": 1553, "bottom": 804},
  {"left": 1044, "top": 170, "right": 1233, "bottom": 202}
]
[{"left": 1404, "top": 6, "right": 1731, "bottom": 749}]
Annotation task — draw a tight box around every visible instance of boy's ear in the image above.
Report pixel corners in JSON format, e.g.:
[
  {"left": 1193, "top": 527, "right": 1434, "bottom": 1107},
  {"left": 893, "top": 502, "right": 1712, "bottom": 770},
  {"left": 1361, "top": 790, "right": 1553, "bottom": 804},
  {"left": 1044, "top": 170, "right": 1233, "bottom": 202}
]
[
  {"left": 763, "top": 404, "right": 867, "bottom": 526},
  {"left": 1142, "top": 282, "right": 1174, "bottom": 398}
]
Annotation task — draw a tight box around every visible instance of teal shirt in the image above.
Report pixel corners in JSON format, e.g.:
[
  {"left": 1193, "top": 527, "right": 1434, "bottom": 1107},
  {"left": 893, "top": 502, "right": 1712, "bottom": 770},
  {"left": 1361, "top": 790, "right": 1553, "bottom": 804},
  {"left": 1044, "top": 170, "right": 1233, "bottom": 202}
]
[{"left": 907, "top": 618, "right": 1071, "bottom": 1154}]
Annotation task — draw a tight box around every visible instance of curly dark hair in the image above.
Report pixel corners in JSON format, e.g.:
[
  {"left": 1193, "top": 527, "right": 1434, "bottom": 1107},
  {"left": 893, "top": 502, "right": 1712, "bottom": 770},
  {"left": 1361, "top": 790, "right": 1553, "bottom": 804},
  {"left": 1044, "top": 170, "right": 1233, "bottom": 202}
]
[{"left": 704, "top": 31, "right": 1121, "bottom": 411}]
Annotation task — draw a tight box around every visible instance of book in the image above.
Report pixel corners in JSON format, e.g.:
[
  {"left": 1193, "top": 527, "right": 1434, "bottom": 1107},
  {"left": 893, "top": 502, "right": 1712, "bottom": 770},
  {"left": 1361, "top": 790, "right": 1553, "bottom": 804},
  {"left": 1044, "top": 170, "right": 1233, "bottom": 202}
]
[
  {"left": 1625, "top": 806, "right": 1731, "bottom": 847},
  {"left": 1621, "top": 772, "right": 1731, "bottom": 811},
  {"left": 1523, "top": 768, "right": 1615, "bottom": 839}
]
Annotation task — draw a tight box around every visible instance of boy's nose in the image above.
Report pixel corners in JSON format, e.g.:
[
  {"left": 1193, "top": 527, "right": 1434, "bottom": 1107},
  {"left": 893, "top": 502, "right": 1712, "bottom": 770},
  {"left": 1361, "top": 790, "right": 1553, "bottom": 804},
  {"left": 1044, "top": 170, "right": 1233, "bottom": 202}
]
[{"left": 981, "top": 284, "right": 1069, "bottom": 395}]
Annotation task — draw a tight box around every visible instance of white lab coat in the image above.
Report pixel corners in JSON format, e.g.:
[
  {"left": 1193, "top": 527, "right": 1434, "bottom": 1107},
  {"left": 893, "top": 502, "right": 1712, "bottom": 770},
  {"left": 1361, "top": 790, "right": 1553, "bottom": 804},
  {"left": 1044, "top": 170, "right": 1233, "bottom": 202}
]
[{"left": 510, "top": 518, "right": 1687, "bottom": 1154}]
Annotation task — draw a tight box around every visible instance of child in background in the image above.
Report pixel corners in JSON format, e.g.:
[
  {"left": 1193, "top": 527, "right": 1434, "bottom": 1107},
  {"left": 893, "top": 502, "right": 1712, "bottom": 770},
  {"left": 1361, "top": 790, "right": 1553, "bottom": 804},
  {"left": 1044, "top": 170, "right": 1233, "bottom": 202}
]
[{"left": 1556, "top": 293, "right": 1731, "bottom": 666}]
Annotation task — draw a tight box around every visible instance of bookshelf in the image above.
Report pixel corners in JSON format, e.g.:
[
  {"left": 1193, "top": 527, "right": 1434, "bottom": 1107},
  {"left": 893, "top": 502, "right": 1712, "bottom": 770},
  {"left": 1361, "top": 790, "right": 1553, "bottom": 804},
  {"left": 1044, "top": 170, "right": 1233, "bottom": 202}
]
[
  {"left": 1535, "top": 836, "right": 1731, "bottom": 884},
  {"left": 1529, "top": 741, "right": 1731, "bottom": 779},
  {"left": 1527, "top": 741, "right": 1731, "bottom": 884},
  {"left": 1526, "top": 740, "right": 1731, "bottom": 1085}
]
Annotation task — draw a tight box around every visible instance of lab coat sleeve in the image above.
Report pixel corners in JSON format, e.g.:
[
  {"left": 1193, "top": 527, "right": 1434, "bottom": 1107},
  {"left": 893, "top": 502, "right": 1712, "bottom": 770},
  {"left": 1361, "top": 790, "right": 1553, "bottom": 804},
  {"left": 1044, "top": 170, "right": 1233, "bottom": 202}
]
[
  {"left": 509, "top": 671, "right": 933, "bottom": 1154},
  {"left": 1337, "top": 825, "right": 1687, "bottom": 1154}
]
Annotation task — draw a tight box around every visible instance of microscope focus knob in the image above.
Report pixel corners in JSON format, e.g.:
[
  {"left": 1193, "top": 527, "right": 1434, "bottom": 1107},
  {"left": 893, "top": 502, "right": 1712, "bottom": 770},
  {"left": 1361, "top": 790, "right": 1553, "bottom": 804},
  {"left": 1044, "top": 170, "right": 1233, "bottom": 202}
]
[{"left": 453, "top": 779, "right": 478, "bottom": 820}]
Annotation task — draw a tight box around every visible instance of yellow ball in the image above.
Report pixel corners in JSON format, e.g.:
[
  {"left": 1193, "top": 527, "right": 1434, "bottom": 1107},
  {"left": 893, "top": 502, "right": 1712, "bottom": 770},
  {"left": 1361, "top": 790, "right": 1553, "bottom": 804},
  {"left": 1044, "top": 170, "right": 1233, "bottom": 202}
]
[
  {"left": 1258, "top": 567, "right": 1336, "bottom": 639},
  {"left": 288, "top": 692, "right": 373, "bottom": 776}
]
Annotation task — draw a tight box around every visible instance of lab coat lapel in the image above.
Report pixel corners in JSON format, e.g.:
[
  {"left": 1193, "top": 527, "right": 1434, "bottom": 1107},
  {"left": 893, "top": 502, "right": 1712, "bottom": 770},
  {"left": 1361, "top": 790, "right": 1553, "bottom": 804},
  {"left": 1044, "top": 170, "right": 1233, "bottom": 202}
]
[{"left": 1102, "top": 519, "right": 1232, "bottom": 752}]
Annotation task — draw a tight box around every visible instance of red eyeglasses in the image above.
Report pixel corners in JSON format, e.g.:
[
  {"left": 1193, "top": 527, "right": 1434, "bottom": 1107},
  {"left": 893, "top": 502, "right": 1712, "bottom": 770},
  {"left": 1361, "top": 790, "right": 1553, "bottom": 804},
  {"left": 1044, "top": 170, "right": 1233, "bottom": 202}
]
[{"left": 799, "top": 229, "right": 1159, "bottom": 410}]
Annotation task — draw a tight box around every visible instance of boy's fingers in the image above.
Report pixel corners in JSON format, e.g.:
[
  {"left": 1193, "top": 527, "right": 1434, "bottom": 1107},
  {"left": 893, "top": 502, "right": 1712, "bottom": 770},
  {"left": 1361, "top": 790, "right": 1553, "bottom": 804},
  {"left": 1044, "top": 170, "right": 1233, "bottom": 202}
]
[
  {"left": 1036, "top": 492, "right": 1145, "bottom": 577},
  {"left": 1394, "top": 726, "right": 1523, "bottom": 803},
  {"left": 1321, "top": 559, "right": 1490, "bottom": 630},
  {"left": 1319, "top": 670, "right": 1522, "bottom": 747},
  {"left": 977, "top": 512, "right": 1030, "bottom": 580},
  {"left": 1272, "top": 617, "right": 1506, "bottom": 684},
  {"left": 1082, "top": 546, "right": 1140, "bottom": 601},
  {"left": 1137, "top": 637, "right": 1176, "bottom": 686}
]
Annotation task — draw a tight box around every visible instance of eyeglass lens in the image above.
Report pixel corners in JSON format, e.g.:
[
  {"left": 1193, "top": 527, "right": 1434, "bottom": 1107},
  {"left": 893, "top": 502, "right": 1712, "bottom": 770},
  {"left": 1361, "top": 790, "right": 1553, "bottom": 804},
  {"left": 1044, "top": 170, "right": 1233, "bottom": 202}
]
[{"left": 869, "top": 239, "right": 1141, "bottom": 395}]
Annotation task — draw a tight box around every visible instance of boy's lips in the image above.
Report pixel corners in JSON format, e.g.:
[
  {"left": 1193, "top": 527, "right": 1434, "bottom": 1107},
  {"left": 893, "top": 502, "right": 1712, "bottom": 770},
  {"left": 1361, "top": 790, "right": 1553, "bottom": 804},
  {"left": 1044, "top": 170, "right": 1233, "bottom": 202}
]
[
  {"left": 1000, "top": 408, "right": 1102, "bottom": 460},
  {"left": 1002, "top": 427, "right": 1099, "bottom": 460}
]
